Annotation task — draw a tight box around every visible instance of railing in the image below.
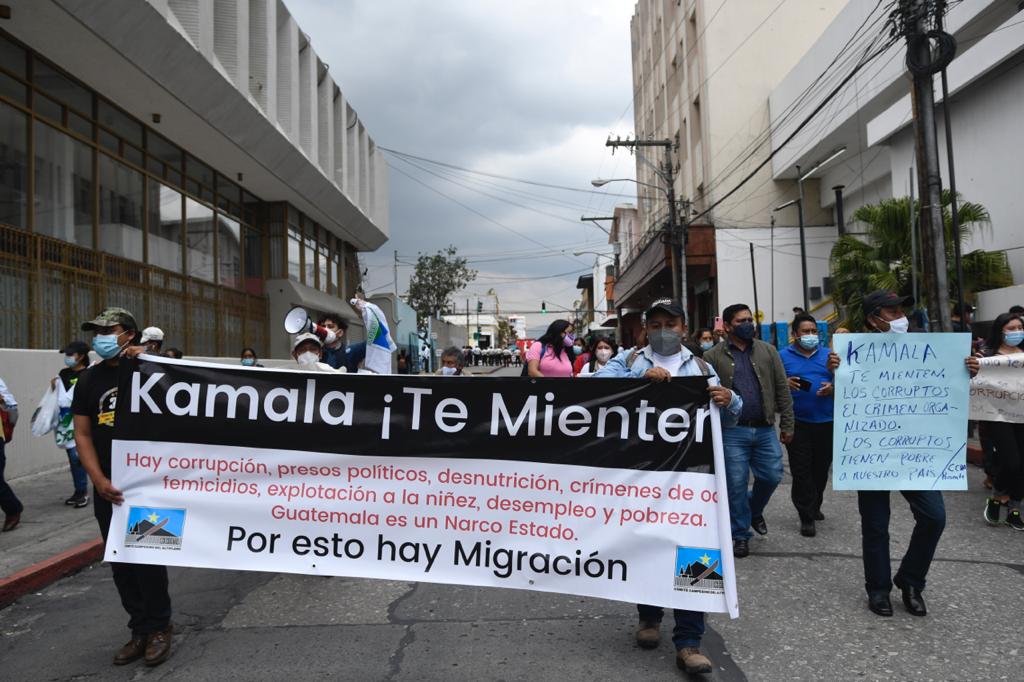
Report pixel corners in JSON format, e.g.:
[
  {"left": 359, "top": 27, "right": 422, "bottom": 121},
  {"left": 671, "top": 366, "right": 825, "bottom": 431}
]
[{"left": 0, "top": 224, "right": 268, "bottom": 356}]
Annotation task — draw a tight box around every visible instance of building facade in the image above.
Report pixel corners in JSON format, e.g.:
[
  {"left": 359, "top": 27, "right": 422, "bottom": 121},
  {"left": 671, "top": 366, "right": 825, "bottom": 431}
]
[
  {"left": 624, "top": 0, "right": 845, "bottom": 326},
  {"left": 0, "top": 0, "right": 387, "bottom": 358}
]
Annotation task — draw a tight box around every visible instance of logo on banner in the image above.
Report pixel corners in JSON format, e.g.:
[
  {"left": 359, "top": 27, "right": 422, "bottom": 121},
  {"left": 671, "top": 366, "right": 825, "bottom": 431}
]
[
  {"left": 124, "top": 507, "right": 187, "bottom": 550},
  {"left": 673, "top": 546, "right": 724, "bottom": 595}
]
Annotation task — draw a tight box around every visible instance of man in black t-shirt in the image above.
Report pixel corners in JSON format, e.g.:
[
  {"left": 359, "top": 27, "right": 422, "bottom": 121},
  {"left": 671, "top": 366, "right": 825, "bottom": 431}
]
[{"left": 72, "top": 307, "right": 173, "bottom": 668}]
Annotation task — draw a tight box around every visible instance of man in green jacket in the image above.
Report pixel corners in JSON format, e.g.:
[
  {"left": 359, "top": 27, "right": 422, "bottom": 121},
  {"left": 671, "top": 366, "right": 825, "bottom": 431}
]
[{"left": 704, "top": 303, "right": 795, "bottom": 558}]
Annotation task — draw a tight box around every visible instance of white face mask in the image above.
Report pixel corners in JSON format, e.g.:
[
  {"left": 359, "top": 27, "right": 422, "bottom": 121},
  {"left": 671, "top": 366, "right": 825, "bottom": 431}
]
[
  {"left": 595, "top": 348, "right": 613, "bottom": 363},
  {"left": 441, "top": 366, "right": 458, "bottom": 375},
  {"left": 887, "top": 316, "right": 910, "bottom": 334},
  {"left": 296, "top": 351, "right": 320, "bottom": 366}
]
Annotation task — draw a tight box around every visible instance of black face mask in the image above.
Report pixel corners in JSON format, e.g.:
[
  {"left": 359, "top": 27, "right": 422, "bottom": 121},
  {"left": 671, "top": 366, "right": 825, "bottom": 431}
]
[
  {"left": 732, "top": 322, "right": 756, "bottom": 341},
  {"left": 648, "top": 328, "right": 682, "bottom": 355}
]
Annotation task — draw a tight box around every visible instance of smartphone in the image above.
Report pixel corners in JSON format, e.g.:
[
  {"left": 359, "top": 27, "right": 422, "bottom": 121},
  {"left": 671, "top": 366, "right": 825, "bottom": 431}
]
[
  {"left": 713, "top": 316, "right": 724, "bottom": 331},
  {"left": 798, "top": 378, "right": 812, "bottom": 392}
]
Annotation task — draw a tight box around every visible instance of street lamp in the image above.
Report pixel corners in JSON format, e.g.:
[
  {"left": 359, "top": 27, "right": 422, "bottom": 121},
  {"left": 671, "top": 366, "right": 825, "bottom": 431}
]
[{"left": 591, "top": 178, "right": 668, "bottom": 195}]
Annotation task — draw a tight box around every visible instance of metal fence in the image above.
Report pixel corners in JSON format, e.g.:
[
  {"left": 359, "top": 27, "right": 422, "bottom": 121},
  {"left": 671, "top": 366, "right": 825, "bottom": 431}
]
[{"left": 0, "top": 224, "right": 268, "bottom": 356}]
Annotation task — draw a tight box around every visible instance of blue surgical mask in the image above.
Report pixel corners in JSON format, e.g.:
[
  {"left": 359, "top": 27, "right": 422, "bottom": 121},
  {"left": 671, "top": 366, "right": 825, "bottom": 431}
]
[
  {"left": 1005, "top": 331, "right": 1024, "bottom": 347},
  {"left": 441, "top": 366, "right": 458, "bottom": 376},
  {"left": 733, "top": 322, "right": 757, "bottom": 341},
  {"left": 92, "top": 333, "right": 125, "bottom": 360},
  {"left": 798, "top": 334, "right": 820, "bottom": 350},
  {"left": 700, "top": 341, "right": 714, "bottom": 351},
  {"left": 63, "top": 355, "right": 77, "bottom": 368},
  {"left": 241, "top": 357, "right": 256, "bottom": 366}
]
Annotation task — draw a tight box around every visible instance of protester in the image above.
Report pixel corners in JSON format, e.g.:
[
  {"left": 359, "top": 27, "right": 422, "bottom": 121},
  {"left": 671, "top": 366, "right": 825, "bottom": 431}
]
[
  {"left": 512, "top": 346, "right": 521, "bottom": 367},
  {"left": 0, "top": 374, "right": 22, "bottom": 532},
  {"left": 318, "top": 313, "right": 366, "bottom": 372},
  {"left": 1010, "top": 305, "right": 1024, "bottom": 315},
  {"left": 704, "top": 303, "right": 794, "bottom": 558},
  {"left": 526, "top": 320, "right": 576, "bottom": 378},
  {"left": 950, "top": 303, "right": 975, "bottom": 334},
  {"left": 577, "top": 336, "right": 615, "bottom": 377},
  {"left": 572, "top": 338, "right": 591, "bottom": 376},
  {"left": 593, "top": 298, "right": 739, "bottom": 675},
  {"left": 139, "top": 327, "right": 164, "bottom": 355},
  {"left": 292, "top": 333, "right": 340, "bottom": 372},
  {"left": 967, "top": 312, "right": 1024, "bottom": 530},
  {"left": 472, "top": 345, "right": 481, "bottom": 366},
  {"left": 54, "top": 341, "right": 90, "bottom": 507},
  {"left": 838, "top": 290, "right": 946, "bottom": 617},
  {"left": 240, "top": 347, "right": 263, "bottom": 367},
  {"left": 71, "top": 307, "right": 173, "bottom": 665},
  {"left": 694, "top": 328, "right": 715, "bottom": 356},
  {"left": 436, "top": 347, "right": 465, "bottom": 376},
  {"left": 779, "top": 313, "right": 840, "bottom": 537},
  {"left": 162, "top": 348, "right": 183, "bottom": 359}
]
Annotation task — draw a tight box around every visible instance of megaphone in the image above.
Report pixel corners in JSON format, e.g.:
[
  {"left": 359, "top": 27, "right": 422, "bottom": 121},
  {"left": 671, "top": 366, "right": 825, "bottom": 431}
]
[{"left": 284, "top": 306, "right": 338, "bottom": 345}]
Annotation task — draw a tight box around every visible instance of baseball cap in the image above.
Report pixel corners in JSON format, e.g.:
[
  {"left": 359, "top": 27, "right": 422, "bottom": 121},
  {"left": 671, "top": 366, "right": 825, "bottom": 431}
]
[
  {"left": 862, "top": 291, "right": 914, "bottom": 317},
  {"left": 60, "top": 340, "right": 90, "bottom": 356},
  {"left": 81, "top": 307, "right": 138, "bottom": 332},
  {"left": 140, "top": 326, "right": 165, "bottom": 343},
  {"left": 291, "top": 332, "right": 323, "bottom": 352},
  {"left": 643, "top": 298, "right": 686, "bottom": 322}
]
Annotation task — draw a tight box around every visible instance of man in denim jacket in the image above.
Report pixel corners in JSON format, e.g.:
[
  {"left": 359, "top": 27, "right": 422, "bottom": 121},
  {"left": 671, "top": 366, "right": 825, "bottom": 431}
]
[{"left": 594, "top": 298, "right": 741, "bottom": 675}]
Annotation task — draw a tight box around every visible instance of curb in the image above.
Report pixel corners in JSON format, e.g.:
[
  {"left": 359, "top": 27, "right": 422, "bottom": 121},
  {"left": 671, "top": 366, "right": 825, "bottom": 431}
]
[{"left": 0, "top": 538, "right": 104, "bottom": 609}]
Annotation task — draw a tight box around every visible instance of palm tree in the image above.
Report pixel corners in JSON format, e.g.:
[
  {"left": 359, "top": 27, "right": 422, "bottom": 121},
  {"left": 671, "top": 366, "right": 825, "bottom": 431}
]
[{"left": 830, "top": 191, "right": 1011, "bottom": 330}]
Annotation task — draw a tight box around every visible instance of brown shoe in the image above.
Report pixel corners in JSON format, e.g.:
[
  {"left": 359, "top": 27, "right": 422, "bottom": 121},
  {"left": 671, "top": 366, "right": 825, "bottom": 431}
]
[
  {"left": 2, "top": 513, "right": 20, "bottom": 532},
  {"left": 635, "top": 620, "right": 661, "bottom": 649},
  {"left": 676, "top": 647, "right": 713, "bottom": 674},
  {"left": 144, "top": 626, "right": 173, "bottom": 667},
  {"left": 113, "top": 636, "right": 147, "bottom": 665}
]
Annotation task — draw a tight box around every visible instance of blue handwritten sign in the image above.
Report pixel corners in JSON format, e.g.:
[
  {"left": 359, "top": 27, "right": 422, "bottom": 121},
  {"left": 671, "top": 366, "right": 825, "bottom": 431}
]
[{"left": 832, "top": 333, "right": 971, "bottom": 490}]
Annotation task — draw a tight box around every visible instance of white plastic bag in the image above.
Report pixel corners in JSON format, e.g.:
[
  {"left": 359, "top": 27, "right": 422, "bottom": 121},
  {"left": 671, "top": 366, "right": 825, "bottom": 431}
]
[{"left": 31, "top": 383, "right": 60, "bottom": 437}]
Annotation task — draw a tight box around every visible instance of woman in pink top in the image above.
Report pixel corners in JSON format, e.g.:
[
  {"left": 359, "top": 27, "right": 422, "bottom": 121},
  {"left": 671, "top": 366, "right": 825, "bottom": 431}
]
[{"left": 526, "top": 319, "right": 576, "bottom": 378}]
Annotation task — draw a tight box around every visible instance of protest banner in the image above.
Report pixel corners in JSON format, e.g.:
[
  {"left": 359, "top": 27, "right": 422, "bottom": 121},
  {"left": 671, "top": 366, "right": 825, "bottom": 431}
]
[
  {"left": 969, "top": 353, "right": 1024, "bottom": 423},
  {"left": 104, "top": 357, "right": 739, "bottom": 617},
  {"left": 832, "top": 333, "right": 971, "bottom": 491}
]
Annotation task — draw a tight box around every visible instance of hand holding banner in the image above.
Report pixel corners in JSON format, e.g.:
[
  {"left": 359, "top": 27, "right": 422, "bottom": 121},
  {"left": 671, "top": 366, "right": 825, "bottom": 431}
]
[{"left": 969, "top": 353, "right": 1024, "bottom": 423}]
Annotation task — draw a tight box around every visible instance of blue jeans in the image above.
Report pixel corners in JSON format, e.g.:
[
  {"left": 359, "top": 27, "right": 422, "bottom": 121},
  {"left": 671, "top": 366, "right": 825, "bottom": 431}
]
[
  {"left": 722, "top": 426, "right": 784, "bottom": 540},
  {"left": 0, "top": 438, "right": 24, "bottom": 516},
  {"left": 636, "top": 604, "right": 705, "bottom": 649},
  {"left": 857, "top": 490, "right": 945, "bottom": 595},
  {"left": 66, "top": 446, "right": 88, "bottom": 494}
]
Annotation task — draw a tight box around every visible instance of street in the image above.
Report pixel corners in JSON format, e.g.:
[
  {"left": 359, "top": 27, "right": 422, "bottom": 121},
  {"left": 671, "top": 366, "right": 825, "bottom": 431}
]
[{"left": 2, "top": 372, "right": 1021, "bottom": 681}]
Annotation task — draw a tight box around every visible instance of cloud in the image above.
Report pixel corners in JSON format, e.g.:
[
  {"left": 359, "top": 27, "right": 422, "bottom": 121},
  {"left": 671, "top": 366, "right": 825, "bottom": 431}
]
[{"left": 286, "top": 0, "right": 636, "bottom": 334}]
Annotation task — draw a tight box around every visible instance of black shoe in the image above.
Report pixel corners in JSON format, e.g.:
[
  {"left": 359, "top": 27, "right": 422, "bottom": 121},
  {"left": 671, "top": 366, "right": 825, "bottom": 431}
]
[
  {"left": 74, "top": 494, "right": 90, "bottom": 509},
  {"left": 984, "top": 498, "right": 1002, "bottom": 526},
  {"left": 814, "top": 510, "right": 825, "bottom": 521},
  {"left": 868, "top": 593, "right": 893, "bottom": 617},
  {"left": 799, "top": 520, "right": 816, "bottom": 537},
  {"left": 751, "top": 515, "right": 768, "bottom": 535},
  {"left": 733, "top": 539, "right": 749, "bottom": 558},
  {"left": 64, "top": 493, "right": 78, "bottom": 506},
  {"left": 894, "top": 579, "right": 927, "bottom": 616},
  {"left": 1006, "top": 509, "right": 1024, "bottom": 531}
]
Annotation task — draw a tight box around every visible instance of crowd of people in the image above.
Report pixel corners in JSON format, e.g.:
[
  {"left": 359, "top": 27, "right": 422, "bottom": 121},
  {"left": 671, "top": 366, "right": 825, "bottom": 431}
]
[{"left": 1, "top": 290, "right": 1021, "bottom": 676}]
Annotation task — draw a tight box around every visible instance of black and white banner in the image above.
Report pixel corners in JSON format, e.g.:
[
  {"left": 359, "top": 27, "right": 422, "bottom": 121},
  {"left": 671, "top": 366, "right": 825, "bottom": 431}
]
[{"left": 106, "top": 356, "right": 738, "bottom": 616}]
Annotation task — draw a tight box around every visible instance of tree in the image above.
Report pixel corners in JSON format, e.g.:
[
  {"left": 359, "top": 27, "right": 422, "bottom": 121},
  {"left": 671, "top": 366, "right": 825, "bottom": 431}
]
[
  {"left": 496, "top": 319, "right": 513, "bottom": 347},
  {"left": 830, "top": 191, "right": 1011, "bottom": 330},
  {"left": 406, "top": 246, "right": 477, "bottom": 327}
]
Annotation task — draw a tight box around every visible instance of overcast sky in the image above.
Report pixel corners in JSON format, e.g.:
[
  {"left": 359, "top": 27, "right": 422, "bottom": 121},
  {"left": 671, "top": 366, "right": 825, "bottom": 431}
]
[{"left": 286, "top": 0, "right": 637, "bottom": 335}]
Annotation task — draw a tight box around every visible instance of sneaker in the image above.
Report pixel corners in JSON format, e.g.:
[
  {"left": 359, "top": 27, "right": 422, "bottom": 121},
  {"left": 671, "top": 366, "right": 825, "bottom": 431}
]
[
  {"left": 1006, "top": 509, "right": 1024, "bottom": 531},
  {"left": 74, "top": 494, "right": 90, "bottom": 509},
  {"left": 984, "top": 498, "right": 1002, "bottom": 526}
]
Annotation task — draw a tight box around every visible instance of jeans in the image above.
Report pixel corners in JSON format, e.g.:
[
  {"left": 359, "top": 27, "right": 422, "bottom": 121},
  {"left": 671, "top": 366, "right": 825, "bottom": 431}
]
[
  {"left": 65, "top": 446, "right": 88, "bottom": 494},
  {"left": 636, "top": 604, "right": 705, "bottom": 649},
  {"left": 786, "top": 421, "right": 833, "bottom": 522},
  {"left": 857, "top": 490, "right": 945, "bottom": 595},
  {"left": 722, "top": 426, "right": 784, "bottom": 540},
  {"left": 94, "top": 493, "right": 172, "bottom": 635},
  {"left": 0, "top": 438, "right": 24, "bottom": 516}
]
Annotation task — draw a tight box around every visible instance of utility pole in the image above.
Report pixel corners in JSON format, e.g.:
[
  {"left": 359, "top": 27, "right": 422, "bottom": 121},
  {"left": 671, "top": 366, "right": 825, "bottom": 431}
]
[
  {"left": 795, "top": 165, "right": 809, "bottom": 312},
  {"left": 904, "top": 0, "right": 953, "bottom": 331},
  {"left": 749, "top": 243, "right": 759, "bottom": 326},
  {"left": 606, "top": 137, "right": 686, "bottom": 315},
  {"left": 909, "top": 167, "right": 919, "bottom": 307},
  {"left": 466, "top": 298, "right": 470, "bottom": 345},
  {"left": 936, "top": 5, "right": 966, "bottom": 325},
  {"left": 393, "top": 250, "right": 399, "bottom": 300}
]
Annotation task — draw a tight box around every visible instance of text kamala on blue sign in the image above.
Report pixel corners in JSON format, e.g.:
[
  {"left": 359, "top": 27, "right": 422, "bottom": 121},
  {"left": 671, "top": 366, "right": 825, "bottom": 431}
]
[{"left": 832, "top": 333, "right": 971, "bottom": 491}]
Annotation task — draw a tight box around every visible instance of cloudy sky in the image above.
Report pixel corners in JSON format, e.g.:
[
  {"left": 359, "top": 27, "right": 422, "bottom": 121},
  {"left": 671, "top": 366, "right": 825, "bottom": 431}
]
[{"left": 286, "top": 0, "right": 637, "bottom": 335}]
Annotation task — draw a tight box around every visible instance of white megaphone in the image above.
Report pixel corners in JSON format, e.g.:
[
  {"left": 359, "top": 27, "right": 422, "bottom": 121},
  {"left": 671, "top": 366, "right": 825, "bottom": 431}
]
[{"left": 284, "top": 306, "right": 338, "bottom": 345}]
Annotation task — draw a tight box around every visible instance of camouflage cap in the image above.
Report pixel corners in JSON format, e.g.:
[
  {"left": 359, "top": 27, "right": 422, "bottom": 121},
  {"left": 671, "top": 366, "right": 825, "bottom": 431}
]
[{"left": 81, "top": 307, "right": 138, "bottom": 332}]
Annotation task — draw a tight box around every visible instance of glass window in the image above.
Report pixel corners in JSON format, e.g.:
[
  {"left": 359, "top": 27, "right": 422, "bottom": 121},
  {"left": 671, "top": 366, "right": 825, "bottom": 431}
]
[
  {"left": 317, "top": 232, "right": 329, "bottom": 293},
  {"left": 0, "top": 33, "right": 27, "bottom": 79},
  {"left": 33, "top": 121, "right": 93, "bottom": 246},
  {"left": 33, "top": 92, "right": 62, "bottom": 124},
  {"left": 304, "top": 230, "right": 316, "bottom": 287},
  {"left": 330, "top": 247, "right": 342, "bottom": 296},
  {"left": 0, "top": 71, "right": 26, "bottom": 104},
  {"left": 217, "top": 213, "right": 241, "bottom": 289},
  {"left": 217, "top": 174, "right": 241, "bottom": 205},
  {"left": 243, "top": 226, "right": 263, "bottom": 295},
  {"left": 147, "top": 132, "right": 182, "bottom": 175},
  {"left": 147, "top": 180, "right": 182, "bottom": 273},
  {"left": 185, "top": 197, "right": 215, "bottom": 281},
  {"left": 186, "top": 155, "right": 214, "bottom": 187},
  {"left": 97, "top": 154, "right": 144, "bottom": 260},
  {"left": 0, "top": 101, "right": 28, "bottom": 228},
  {"left": 287, "top": 226, "right": 301, "bottom": 281},
  {"left": 67, "top": 111, "right": 92, "bottom": 139},
  {"left": 33, "top": 61, "right": 92, "bottom": 115},
  {"left": 97, "top": 99, "right": 142, "bottom": 148}
]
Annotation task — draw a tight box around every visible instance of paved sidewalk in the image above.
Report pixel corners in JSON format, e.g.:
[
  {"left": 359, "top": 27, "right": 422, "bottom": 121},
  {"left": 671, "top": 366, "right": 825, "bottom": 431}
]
[{"left": 0, "top": 465, "right": 102, "bottom": 606}]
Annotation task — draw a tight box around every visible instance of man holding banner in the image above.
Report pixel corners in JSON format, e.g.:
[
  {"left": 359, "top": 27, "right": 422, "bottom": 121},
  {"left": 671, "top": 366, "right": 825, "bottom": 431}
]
[
  {"left": 595, "top": 298, "right": 740, "bottom": 675},
  {"left": 831, "top": 291, "right": 967, "bottom": 618}
]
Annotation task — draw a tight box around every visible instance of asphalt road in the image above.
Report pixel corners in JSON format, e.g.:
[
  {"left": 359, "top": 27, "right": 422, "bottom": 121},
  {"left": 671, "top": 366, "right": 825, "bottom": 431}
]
[{"left": 2, "top": 366, "right": 1021, "bottom": 681}]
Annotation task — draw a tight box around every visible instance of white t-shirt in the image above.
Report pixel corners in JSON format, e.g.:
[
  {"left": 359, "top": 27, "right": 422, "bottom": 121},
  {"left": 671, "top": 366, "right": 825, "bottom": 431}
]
[
  {"left": 577, "top": 361, "right": 609, "bottom": 377},
  {"left": 651, "top": 351, "right": 683, "bottom": 372}
]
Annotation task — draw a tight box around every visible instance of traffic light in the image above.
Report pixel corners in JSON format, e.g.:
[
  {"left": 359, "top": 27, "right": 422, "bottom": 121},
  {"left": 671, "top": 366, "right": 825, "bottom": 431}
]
[
  {"left": 541, "top": 301, "right": 547, "bottom": 314},
  {"left": 477, "top": 300, "right": 483, "bottom": 313}
]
